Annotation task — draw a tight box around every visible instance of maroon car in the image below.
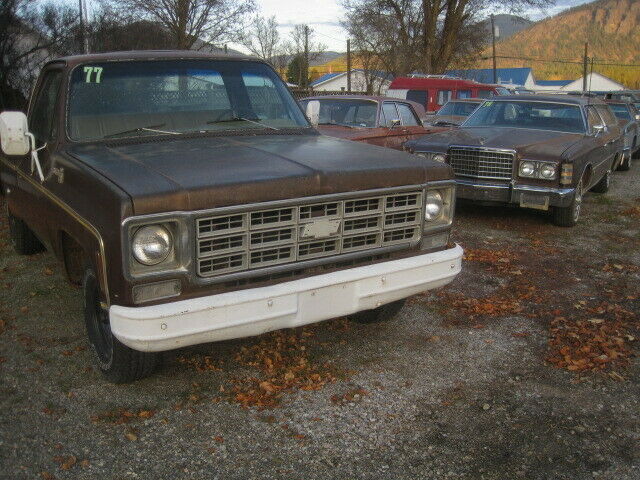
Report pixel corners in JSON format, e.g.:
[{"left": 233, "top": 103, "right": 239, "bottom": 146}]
[{"left": 299, "top": 95, "right": 447, "bottom": 150}]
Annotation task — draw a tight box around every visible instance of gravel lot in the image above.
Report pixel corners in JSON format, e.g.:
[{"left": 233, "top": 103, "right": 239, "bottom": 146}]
[{"left": 1, "top": 164, "right": 638, "bottom": 480}]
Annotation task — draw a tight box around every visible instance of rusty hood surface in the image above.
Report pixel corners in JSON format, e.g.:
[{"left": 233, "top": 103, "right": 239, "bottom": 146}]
[
  {"left": 406, "top": 127, "right": 583, "bottom": 161},
  {"left": 67, "top": 133, "right": 453, "bottom": 215}
]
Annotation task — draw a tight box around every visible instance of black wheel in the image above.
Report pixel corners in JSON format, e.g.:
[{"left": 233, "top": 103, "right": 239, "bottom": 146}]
[
  {"left": 553, "top": 179, "right": 583, "bottom": 227},
  {"left": 618, "top": 152, "right": 631, "bottom": 171},
  {"left": 590, "top": 169, "right": 610, "bottom": 193},
  {"left": 7, "top": 206, "right": 44, "bottom": 255},
  {"left": 349, "top": 299, "right": 406, "bottom": 324},
  {"left": 83, "top": 267, "right": 158, "bottom": 383}
]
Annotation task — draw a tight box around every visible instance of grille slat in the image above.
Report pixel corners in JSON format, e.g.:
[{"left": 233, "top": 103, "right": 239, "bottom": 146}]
[
  {"left": 196, "top": 191, "right": 424, "bottom": 278},
  {"left": 448, "top": 147, "right": 514, "bottom": 180}
]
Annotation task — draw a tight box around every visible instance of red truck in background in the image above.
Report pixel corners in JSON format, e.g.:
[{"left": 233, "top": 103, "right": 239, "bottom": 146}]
[{"left": 387, "top": 76, "right": 507, "bottom": 114}]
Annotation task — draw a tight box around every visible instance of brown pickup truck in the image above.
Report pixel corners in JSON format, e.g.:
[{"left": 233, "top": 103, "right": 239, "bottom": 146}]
[{"left": 0, "top": 51, "right": 462, "bottom": 383}]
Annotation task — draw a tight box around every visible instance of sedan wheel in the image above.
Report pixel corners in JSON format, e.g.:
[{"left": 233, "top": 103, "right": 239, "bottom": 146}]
[{"left": 552, "top": 180, "right": 583, "bottom": 227}]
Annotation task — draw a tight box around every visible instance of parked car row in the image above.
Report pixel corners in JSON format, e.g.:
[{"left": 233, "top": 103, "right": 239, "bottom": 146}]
[{"left": 303, "top": 93, "right": 634, "bottom": 228}]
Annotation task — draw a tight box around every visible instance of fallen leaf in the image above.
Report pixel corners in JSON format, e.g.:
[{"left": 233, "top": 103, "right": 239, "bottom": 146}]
[{"left": 124, "top": 432, "right": 138, "bottom": 441}]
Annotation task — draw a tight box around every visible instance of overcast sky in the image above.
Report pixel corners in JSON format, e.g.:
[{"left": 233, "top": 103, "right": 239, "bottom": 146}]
[{"left": 73, "top": 0, "right": 594, "bottom": 53}]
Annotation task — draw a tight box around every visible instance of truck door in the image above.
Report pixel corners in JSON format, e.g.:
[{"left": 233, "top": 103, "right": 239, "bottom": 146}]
[{"left": 16, "top": 68, "right": 63, "bottom": 243}]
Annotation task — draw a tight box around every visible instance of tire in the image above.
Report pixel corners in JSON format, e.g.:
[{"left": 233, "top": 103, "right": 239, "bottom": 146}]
[
  {"left": 618, "top": 152, "right": 631, "bottom": 171},
  {"left": 591, "top": 168, "right": 610, "bottom": 194},
  {"left": 349, "top": 299, "right": 406, "bottom": 324},
  {"left": 83, "top": 267, "right": 158, "bottom": 383},
  {"left": 552, "top": 179, "right": 583, "bottom": 227},
  {"left": 7, "top": 207, "right": 44, "bottom": 255}
]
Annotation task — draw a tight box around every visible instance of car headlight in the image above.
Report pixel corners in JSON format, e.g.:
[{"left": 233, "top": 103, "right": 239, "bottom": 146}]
[
  {"left": 519, "top": 160, "right": 558, "bottom": 180},
  {"left": 539, "top": 163, "right": 557, "bottom": 179},
  {"left": 519, "top": 161, "right": 536, "bottom": 177},
  {"left": 425, "top": 191, "right": 444, "bottom": 221},
  {"left": 432, "top": 154, "right": 446, "bottom": 163},
  {"left": 132, "top": 225, "right": 173, "bottom": 266}
]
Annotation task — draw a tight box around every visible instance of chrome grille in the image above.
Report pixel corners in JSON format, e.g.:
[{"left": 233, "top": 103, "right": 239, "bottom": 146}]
[
  {"left": 448, "top": 147, "right": 514, "bottom": 180},
  {"left": 195, "top": 190, "right": 424, "bottom": 278}
]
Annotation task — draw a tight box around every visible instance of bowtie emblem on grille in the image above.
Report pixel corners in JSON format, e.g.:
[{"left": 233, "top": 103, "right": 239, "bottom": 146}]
[{"left": 301, "top": 218, "right": 341, "bottom": 239}]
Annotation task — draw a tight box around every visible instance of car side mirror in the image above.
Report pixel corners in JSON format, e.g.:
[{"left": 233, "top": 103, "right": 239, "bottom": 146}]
[
  {"left": 305, "top": 100, "right": 320, "bottom": 127},
  {"left": 635, "top": 114, "right": 640, "bottom": 121},
  {"left": 592, "top": 124, "right": 606, "bottom": 135},
  {"left": 390, "top": 119, "right": 401, "bottom": 128},
  {"left": 0, "top": 111, "right": 31, "bottom": 156}
]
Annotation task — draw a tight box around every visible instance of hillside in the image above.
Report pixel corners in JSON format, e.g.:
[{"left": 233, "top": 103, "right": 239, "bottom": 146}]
[
  {"left": 474, "top": 0, "right": 640, "bottom": 87},
  {"left": 478, "top": 14, "right": 532, "bottom": 43}
]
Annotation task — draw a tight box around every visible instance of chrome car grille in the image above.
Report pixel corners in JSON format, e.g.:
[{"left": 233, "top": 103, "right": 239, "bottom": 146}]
[
  {"left": 195, "top": 191, "right": 424, "bottom": 278},
  {"left": 448, "top": 147, "right": 514, "bottom": 180}
]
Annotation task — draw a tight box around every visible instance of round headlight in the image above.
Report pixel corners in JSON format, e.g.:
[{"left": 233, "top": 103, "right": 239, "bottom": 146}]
[
  {"left": 519, "top": 161, "right": 535, "bottom": 177},
  {"left": 539, "top": 163, "right": 556, "bottom": 179},
  {"left": 425, "top": 191, "right": 444, "bottom": 221},
  {"left": 132, "top": 225, "right": 172, "bottom": 266},
  {"left": 432, "top": 154, "right": 446, "bottom": 163}
]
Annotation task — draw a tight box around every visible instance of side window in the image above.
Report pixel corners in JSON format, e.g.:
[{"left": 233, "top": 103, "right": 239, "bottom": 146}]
[
  {"left": 406, "top": 89, "right": 427, "bottom": 107},
  {"left": 382, "top": 102, "right": 399, "bottom": 126},
  {"left": 585, "top": 106, "right": 604, "bottom": 133},
  {"left": 395, "top": 103, "right": 420, "bottom": 126},
  {"left": 458, "top": 90, "right": 471, "bottom": 99},
  {"left": 477, "top": 90, "right": 492, "bottom": 98},
  {"left": 437, "top": 90, "right": 452, "bottom": 105},
  {"left": 29, "top": 70, "right": 62, "bottom": 144}
]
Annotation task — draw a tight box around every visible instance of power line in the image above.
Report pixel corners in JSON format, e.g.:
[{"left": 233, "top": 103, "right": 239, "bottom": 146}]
[{"left": 485, "top": 55, "right": 640, "bottom": 68}]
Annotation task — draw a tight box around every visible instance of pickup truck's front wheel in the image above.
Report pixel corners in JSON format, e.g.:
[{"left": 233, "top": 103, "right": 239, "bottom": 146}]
[
  {"left": 7, "top": 208, "right": 44, "bottom": 255},
  {"left": 83, "top": 267, "right": 158, "bottom": 383},
  {"left": 349, "top": 299, "right": 406, "bottom": 323}
]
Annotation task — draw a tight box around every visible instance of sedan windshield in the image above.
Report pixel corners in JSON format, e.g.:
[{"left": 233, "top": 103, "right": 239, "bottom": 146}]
[
  {"left": 299, "top": 99, "right": 378, "bottom": 128},
  {"left": 463, "top": 100, "right": 586, "bottom": 133},
  {"left": 437, "top": 101, "right": 481, "bottom": 117},
  {"left": 608, "top": 104, "right": 632, "bottom": 121},
  {"left": 68, "top": 60, "right": 309, "bottom": 141}
]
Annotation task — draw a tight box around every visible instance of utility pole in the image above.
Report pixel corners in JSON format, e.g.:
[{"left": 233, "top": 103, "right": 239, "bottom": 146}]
[
  {"left": 78, "top": 0, "right": 89, "bottom": 54},
  {"left": 582, "top": 42, "right": 589, "bottom": 92},
  {"left": 346, "top": 39, "right": 352, "bottom": 93},
  {"left": 303, "top": 25, "right": 310, "bottom": 89},
  {"left": 491, "top": 14, "right": 497, "bottom": 84}
]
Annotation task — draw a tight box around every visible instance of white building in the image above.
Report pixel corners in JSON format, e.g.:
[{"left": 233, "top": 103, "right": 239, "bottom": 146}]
[
  {"left": 559, "top": 72, "right": 626, "bottom": 92},
  {"left": 309, "top": 69, "right": 393, "bottom": 95}
]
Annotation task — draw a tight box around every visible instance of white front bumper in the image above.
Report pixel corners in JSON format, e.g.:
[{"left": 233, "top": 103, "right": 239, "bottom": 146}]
[{"left": 110, "top": 244, "right": 463, "bottom": 352}]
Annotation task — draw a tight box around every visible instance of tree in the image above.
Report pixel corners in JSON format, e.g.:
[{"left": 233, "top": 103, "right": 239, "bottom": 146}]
[
  {"left": 242, "top": 15, "right": 280, "bottom": 62},
  {"left": 283, "top": 25, "right": 326, "bottom": 88},
  {"left": 87, "top": 5, "right": 174, "bottom": 52},
  {"left": 0, "top": 0, "right": 77, "bottom": 110},
  {"left": 341, "top": 0, "right": 554, "bottom": 76},
  {"left": 111, "top": 0, "right": 256, "bottom": 50},
  {"left": 286, "top": 54, "right": 306, "bottom": 86}
]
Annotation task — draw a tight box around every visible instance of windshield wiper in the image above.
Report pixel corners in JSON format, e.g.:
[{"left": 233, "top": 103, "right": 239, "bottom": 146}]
[
  {"left": 104, "top": 124, "right": 180, "bottom": 139},
  {"left": 432, "top": 121, "right": 459, "bottom": 127},
  {"left": 206, "top": 117, "right": 279, "bottom": 131}
]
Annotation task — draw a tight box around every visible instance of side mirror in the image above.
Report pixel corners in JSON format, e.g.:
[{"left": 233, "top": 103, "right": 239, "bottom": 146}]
[
  {"left": 0, "top": 111, "right": 30, "bottom": 156},
  {"left": 592, "top": 124, "right": 606, "bottom": 135},
  {"left": 390, "top": 119, "right": 401, "bottom": 128},
  {"left": 635, "top": 114, "right": 640, "bottom": 121},
  {"left": 305, "top": 100, "right": 320, "bottom": 127}
]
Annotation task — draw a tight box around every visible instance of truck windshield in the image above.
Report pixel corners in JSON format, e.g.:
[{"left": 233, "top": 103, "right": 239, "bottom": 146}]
[
  {"left": 299, "top": 99, "right": 378, "bottom": 128},
  {"left": 463, "top": 101, "right": 586, "bottom": 133},
  {"left": 68, "top": 59, "right": 309, "bottom": 141}
]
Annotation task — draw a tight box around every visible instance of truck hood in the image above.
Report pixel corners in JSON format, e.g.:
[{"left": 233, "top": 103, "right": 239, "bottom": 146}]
[
  {"left": 406, "top": 127, "right": 583, "bottom": 161},
  {"left": 67, "top": 133, "right": 452, "bottom": 215}
]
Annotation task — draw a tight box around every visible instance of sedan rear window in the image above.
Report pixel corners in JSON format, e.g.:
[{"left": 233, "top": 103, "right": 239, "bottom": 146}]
[
  {"left": 299, "top": 99, "right": 378, "bottom": 128},
  {"left": 464, "top": 101, "right": 586, "bottom": 133},
  {"left": 608, "top": 104, "right": 632, "bottom": 120}
]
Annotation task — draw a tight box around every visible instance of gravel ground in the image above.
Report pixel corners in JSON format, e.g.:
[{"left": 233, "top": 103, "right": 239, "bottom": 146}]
[{"left": 1, "top": 164, "right": 639, "bottom": 480}]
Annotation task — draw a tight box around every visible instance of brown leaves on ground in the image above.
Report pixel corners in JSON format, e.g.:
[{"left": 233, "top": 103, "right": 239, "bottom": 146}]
[
  {"left": 90, "top": 408, "right": 155, "bottom": 425},
  {"left": 52, "top": 455, "right": 77, "bottom": 470},
  {"left": 463, "top": 248, "right": 519, "bottom": 273},
  {"left": 621, "top": 205, "right": 640, "bottom": 217},
  {"left": 177, "top": 354, "right": 222, "bottom": 372},
  {"left": 547, "top": 301, "right": 638, "bottom": 373},
  {"left": 230, "top": 328, "right": 340, "bottom": 409},
  {"left": 330, "top": 387, "right": 368, "bottom": 405}
]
